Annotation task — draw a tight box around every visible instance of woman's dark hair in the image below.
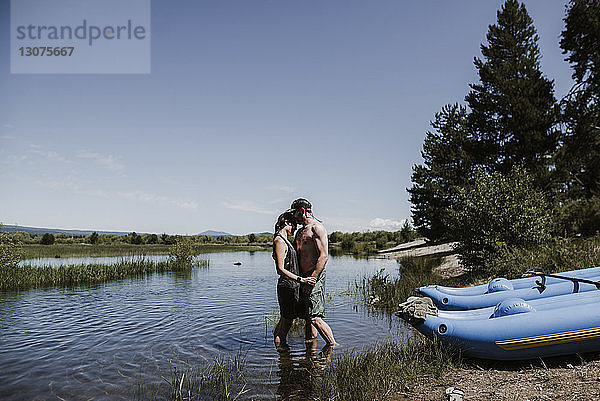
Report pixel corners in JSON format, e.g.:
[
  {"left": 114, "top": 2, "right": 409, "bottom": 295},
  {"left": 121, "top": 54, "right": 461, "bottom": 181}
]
[{"left": 275, "top": 211, "right": 295, "bottom": 233}]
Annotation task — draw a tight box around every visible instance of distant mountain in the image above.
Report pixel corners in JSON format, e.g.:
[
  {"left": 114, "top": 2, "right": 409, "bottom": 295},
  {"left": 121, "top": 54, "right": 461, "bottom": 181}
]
[
  {"left": 250, "top": 232, "right": 272, "bottom": 236},
  {"left": 1, "top": 225, "right": 269, "bottom": 238},
  {"left": 198, "top": 230, "right": 233, "bottom": 237},
  {"left": 0, "top": 225, "right": 129, "bottom": 236}
]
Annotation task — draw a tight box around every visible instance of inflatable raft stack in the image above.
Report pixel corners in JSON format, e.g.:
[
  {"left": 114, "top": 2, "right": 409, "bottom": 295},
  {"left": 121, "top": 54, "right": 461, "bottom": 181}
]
[{"left": 397, "top": 266, "right": 600, "bottom": 360}]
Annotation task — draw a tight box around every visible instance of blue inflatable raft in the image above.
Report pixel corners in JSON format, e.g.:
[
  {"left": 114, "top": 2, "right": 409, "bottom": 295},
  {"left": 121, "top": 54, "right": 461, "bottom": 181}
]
[
  {"left": 406, "top": 292, "right": 600, "bottom": 360},
  {"left": 418, "top": 266, "right": 600, "bottom": 310}
]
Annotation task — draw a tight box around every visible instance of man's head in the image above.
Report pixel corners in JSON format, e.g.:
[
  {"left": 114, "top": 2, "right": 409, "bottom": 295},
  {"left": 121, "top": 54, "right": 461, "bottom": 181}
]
[{"left": 289, "top": 198, "right": 312, "bottom": 224}]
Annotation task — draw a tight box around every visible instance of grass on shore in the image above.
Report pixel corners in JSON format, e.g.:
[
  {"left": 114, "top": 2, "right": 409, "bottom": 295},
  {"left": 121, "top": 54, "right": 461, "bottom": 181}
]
[
  {"left": 136, "top": 352, "right": 249, "bottom": 401},
  {"left": 135, "top": 335, "right": 461, "bottom": 401},
  {"left": 350, "top": 256, "right": 446, "bottom": 313},
  {"left": 1, "top": 257, "right": 209, "bottom": 291},
  {"left": 315, "top": 336, "right": 462, "bottom": 401}
]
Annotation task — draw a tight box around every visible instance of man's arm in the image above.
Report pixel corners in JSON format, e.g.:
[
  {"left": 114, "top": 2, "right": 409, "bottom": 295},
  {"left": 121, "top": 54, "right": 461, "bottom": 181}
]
[{"left": 311, "top": 223, "right": 329, "bottom": 279}]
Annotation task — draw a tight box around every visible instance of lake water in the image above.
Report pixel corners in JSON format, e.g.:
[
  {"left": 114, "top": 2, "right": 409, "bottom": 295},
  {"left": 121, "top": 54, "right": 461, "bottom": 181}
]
[{"left": 1, "top": 251, "right": 408, "bottom": 400}]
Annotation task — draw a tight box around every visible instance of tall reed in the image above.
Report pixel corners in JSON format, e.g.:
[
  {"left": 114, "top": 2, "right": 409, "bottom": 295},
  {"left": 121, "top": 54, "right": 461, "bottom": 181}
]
[
  {"left": 0, "top": 258, "right": 209, "bottom": 291},
  {"left": 351, "top": 257, "right": 443, "bottom": 313},
  {"left": 137, "top": 352, "right": 248, "bottom": 401},
  {"left": 313, "top": 335, "right": 461, "bottom": 401}
]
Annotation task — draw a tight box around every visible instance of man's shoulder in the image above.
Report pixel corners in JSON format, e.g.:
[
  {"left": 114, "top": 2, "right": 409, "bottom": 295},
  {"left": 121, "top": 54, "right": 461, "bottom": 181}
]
[{"left": 311, "top": 221, "right": 327, "bottom": 236}]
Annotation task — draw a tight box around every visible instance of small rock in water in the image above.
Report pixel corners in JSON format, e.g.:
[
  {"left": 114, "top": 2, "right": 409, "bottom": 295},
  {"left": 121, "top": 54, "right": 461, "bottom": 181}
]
[
  {"left": 233, "top": 262, "right": 242, "bottom": 266},
  {"left": 54, "top": 255, "right": 61, "bottom": 258}
]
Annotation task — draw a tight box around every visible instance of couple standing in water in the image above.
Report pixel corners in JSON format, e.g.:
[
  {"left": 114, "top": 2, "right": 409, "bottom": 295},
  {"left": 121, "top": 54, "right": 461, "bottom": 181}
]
[{"left": 272, "top": 198, "right": 337, "bottom": 349}]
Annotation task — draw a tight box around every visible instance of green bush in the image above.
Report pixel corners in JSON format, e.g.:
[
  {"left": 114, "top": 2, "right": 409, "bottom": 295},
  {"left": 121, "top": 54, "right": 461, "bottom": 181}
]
[
  {"left": 169, "top": 238, "right": 199, "bottom": 268},
  {"left": 41, "top": 233, "right": 55, "bottom": 245},
  {"left": 161, "top": 233, "right": 176, "bottom": 245},
  {"left": 488, "top": 235, "right": 600, "bottom": 279},
  {"left": 144, "top": 233, "right": 159, "bottom": 244},
  {"left": 129, "top": 232, "right": 143, "bottom": 245},
  {"left": 554, "top": 197, "right": 600, "bottom": 237},
  {"left": 88, "top": 232, "right": 99, "bottom": 244},
  {"left": 0, "top": 230, "right": 22, "bottom": 269},
  {"left": 451, "top": 166, "right": 552, "bottom": 272}
]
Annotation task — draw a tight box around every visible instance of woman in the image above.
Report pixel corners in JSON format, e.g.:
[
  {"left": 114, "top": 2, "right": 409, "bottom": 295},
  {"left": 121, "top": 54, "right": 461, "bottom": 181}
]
[{"left": 272, "top": 211, "right": 316, "bottom": 349}]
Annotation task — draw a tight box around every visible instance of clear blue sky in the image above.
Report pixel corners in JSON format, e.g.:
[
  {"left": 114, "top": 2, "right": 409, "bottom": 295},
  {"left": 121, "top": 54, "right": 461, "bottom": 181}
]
[{"left": 0, "top": 0, "right": 574, "bottom": 235}]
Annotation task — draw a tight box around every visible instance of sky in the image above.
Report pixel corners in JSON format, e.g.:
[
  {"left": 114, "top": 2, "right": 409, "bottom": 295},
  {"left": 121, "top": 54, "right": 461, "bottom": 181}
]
[{"left": 0, "top": 0, "right": 574, "bottom": 235}]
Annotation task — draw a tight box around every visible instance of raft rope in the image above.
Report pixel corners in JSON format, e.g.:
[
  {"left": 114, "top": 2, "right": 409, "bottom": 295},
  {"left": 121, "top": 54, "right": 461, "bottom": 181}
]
[{"left": 524, "top": 268, "right": 600, "bottom": 292}]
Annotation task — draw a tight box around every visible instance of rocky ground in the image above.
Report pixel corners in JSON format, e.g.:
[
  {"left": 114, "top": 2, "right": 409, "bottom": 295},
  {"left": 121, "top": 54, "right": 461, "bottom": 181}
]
[
  {"left": 396, "top": 358, "right": 600, "bottom": 401},
  {"left": 379, "top": 240, "right": 600, "bottom": 401}
]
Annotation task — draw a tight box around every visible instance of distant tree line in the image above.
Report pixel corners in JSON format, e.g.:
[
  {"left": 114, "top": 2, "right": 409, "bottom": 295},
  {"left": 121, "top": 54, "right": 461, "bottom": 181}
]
[
  {"left": 3, "top": 231, "right": 274, "bottom": 246},
  {"left": 408, "top": 0, "right": 600, "bottom": 271},
  {"left": 329, "top": 222, "right": 418, "bottom": 256},
  {"left": 2, "top": 225, "right": 420, "bottom": 258}
]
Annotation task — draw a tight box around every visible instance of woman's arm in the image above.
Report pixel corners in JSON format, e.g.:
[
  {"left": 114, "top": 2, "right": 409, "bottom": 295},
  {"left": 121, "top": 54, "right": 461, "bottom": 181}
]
[{"left": 274, "top": 238, "right": 313, "bottom": 284}]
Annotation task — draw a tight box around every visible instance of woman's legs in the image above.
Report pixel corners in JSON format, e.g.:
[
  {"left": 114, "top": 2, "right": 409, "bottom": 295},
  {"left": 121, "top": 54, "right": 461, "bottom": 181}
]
[
  {"left": 274, "top": 317, "right": 293, "bottom": 348},
  {"left": 276, "top": 286, "right": 296, "bottom": 348}
]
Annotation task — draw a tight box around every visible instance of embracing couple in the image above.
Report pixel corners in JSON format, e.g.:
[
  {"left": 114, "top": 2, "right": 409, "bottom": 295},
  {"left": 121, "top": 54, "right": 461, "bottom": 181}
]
[{"left": 272, "top": 198, "right": 337, "bottom": 349}]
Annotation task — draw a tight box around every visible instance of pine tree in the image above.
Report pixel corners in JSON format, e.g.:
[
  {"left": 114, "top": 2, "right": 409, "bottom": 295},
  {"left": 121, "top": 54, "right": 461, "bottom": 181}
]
[
  {"left": 557, "top": 0, "right": 600, "bottom": 199},
  {"left": 408, "top": 104, "right": 473, "bottom": 241},
  {"left": 88, "top": 231, "right": 99, "bottom": 244},
  {"left": 465, "top": 0, "right": 558, "bottom": 189}
]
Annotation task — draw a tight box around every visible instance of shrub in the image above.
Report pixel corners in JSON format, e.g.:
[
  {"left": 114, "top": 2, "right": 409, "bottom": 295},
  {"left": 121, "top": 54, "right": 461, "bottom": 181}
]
[
  {"left": 169, "top": 238, "right": 199, "bottom": 267},
  {"left": 129, "top": 232, "right": 143, "bottom": 245},
  {"left": 488, "top": 235, "right": 600, "bottom": 279},
  {"left": 144, "top": 233, "right": 159, "bottom": 244},
  {"left": 88, "top": 232, "right": 99, "bottom": 244},
  {"left": 451, "top": 166, "right": 552, "bottom": 272},
  {"left": 554, "top": 197, "right": 600, "bottom": 237},
  {"left": 0, "top": 230, "right": 22, "bottom": 268},
  {"left": 161, "top": 233, "right": 176, "bottom": 245},
  {"left": 41, "top": 233, "right": 55, "bottom": 245}
]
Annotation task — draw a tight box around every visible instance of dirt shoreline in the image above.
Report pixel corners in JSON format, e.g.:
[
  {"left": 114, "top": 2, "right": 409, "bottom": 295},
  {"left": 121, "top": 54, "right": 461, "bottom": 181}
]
[
  {"left": 378, "top": 239, "right": 467, "bottom": 278},
  {"left": 379, "top": 240, "right": 600, "bottom": 401}
]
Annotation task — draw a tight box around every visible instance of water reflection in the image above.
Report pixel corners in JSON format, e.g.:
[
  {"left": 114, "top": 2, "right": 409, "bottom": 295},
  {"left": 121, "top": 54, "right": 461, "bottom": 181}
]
[
  {"left": 1, "top": 252, "right": 403, "bottom": 400},
  {"left": 276, "top": 342, "right": 334, "bottom": 400}
]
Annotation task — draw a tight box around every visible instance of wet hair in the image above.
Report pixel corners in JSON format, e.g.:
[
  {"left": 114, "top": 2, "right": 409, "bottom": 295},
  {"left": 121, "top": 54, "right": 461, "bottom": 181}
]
[{"left": 274, "top": 211, "right": 295, "bottom": 233}]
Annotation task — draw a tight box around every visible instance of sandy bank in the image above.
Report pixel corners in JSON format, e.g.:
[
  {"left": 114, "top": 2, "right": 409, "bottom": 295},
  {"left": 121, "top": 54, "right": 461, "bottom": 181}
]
[{"left": 378, "top": 239, "right": 465, "bottom": 278}]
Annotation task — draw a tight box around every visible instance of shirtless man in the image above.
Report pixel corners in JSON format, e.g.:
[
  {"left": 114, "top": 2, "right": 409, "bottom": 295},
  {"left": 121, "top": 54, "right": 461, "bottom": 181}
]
[{"left": 289, "top": 198, "right": 337, "bottom": 346}]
